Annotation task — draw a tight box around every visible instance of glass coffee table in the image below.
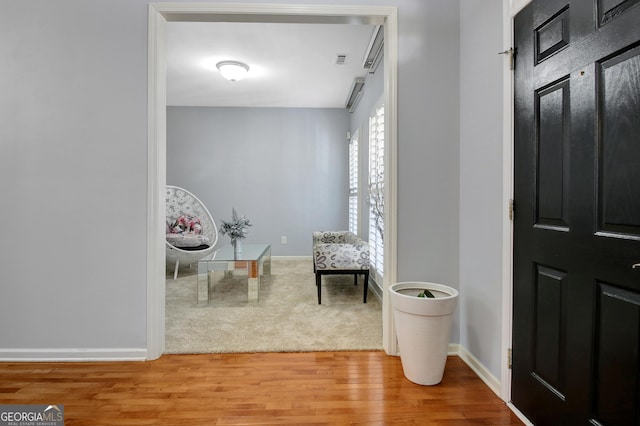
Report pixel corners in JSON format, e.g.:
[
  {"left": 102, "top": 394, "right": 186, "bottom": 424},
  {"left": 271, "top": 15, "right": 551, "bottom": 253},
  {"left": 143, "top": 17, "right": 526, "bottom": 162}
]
[{"left": 197, "top": 243, "right": 271, "bottom": 305}]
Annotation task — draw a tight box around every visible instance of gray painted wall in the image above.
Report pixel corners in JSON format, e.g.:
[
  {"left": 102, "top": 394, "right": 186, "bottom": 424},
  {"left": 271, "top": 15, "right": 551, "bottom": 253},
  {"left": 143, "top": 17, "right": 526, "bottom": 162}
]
[
  {"left": 167, "top": 107, "right": 350, "bottom": 256},
  {"left": 0, "top": 0, "right": 507, "bottom": 385},
  {"left": 459, "top": 0, "right": 505, "bottom": 377},
  {"left": 1, "top": 1, "right": 149, "bottom": 351},
  {"left": 396, "top": 1, "right": 462, "bottom": 343}
]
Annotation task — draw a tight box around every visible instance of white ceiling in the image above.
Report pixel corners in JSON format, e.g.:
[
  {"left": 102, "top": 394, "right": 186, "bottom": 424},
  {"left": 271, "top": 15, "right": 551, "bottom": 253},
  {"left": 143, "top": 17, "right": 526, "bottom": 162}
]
[{"left": 166, "top": 22, "right": 377, "bottom": 108}]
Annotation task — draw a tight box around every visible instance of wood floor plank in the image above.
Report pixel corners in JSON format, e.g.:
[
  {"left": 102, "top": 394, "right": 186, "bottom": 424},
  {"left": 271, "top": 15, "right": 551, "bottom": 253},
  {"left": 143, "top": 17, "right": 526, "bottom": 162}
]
[{"left": 0, "top": 352, "right": 523, "bottom": 425}]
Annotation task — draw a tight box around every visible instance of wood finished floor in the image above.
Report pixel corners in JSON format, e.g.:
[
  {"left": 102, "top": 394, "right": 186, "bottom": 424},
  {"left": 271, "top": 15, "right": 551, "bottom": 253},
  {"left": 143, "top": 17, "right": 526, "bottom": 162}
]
[{"left": 0, "top": 352, "right": 524, "bottom": 425}]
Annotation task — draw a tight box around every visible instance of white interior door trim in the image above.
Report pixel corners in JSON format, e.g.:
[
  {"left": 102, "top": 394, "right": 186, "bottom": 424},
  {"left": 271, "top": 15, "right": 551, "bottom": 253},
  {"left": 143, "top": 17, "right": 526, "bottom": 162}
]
[
  {"left": 500, "top": 0, "right": 534, "bottom": 403},
  {"left": 146, "top": 6, "right": 167, "bottom": 361},
  {"left": 147, "top": 3, "right": 399, "bottom": 359}
]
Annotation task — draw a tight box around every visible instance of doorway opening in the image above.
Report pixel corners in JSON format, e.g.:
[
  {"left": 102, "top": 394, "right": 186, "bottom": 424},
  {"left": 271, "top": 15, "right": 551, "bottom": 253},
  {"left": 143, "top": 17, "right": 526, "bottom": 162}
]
[{"left": 147, "top": 3, "right": 398, "bottom": 359}]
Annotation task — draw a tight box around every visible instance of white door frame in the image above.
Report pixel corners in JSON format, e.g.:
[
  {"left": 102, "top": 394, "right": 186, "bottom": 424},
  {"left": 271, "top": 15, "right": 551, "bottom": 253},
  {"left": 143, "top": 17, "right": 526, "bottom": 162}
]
[
  {"left": 146, "top": 3, "right": 399, "bottom": 360},
  {"left": 500, "top": 0, "right": 533, "bottom": 406}
]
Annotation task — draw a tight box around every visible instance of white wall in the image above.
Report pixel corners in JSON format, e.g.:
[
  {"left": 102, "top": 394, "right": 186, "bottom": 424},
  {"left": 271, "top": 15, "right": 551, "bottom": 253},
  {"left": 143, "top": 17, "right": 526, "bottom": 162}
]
[
  {"left": 0, "top": 1, "right": 149, "bottom": 355},
  {"left": 459, "top": 0, "right": 505, "bottom": 378},
  {"left": 167, "top": 106, "right": 350, "bottom": 256},
  {"left": 0, "top": 0, "right": 507, "bottom": 393},
  {"left": 396, "top": 1, "right": 462, "bottom": 342}
]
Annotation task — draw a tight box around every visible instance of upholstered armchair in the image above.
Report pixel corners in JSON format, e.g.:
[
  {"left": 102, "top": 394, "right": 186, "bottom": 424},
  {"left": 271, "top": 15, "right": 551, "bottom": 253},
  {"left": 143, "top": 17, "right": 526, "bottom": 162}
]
[{"left": 312, "top": 231, "right": 370, "bottom": 304}]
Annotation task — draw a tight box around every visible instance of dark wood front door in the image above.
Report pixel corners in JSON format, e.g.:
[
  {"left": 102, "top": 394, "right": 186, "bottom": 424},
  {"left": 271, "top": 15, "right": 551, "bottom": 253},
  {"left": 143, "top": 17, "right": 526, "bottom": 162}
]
[{"left": 512, "top": 0, "right": 640, "bottom": 424}]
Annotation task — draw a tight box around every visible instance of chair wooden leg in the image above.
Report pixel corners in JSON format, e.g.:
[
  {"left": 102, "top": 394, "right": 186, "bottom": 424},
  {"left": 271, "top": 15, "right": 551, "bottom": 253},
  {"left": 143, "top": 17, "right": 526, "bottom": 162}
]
[
  {"left": 316, "top": 273, "right": 322, "bottom": 304},
  {"left": 363, "top": 272, "right": 369, "bottom": 303},
  {"left": 354, "top": 274, "right": 358, "bottom": 286}
]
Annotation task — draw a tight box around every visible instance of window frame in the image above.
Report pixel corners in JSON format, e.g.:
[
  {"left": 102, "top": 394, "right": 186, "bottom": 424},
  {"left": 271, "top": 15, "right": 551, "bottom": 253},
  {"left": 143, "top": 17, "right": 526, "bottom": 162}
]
[
  {"left": 368, "top": 102, "right": 385, "bottom": 280},
  {"left": 348, "top": 129, "right": 359, "bottom": 235}
]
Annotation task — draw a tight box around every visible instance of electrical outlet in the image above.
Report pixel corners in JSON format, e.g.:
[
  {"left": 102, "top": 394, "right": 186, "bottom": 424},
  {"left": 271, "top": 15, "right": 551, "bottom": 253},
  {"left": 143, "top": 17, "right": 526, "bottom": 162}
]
[{"left": 281, "top": 236, "right": 287, "bottom": 244}]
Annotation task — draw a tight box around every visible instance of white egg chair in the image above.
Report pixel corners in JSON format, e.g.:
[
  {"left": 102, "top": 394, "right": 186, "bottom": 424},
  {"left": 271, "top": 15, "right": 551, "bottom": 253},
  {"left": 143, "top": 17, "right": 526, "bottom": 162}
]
[{"left": 166, "top": 185, "right": 218, "bottom": 279}]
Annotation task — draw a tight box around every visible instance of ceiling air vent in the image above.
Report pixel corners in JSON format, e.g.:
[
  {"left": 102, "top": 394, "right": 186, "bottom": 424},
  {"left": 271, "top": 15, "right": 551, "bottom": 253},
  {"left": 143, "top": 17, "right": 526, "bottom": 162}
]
[
  {"left": 362, "top": 25, "right": 384, "bottom": 73},
  {"left": 345, "top": 77, "right": 365, "bottom": 113},
  {"left": 336, "top": 54, "right": 347, "bottom": 65}
]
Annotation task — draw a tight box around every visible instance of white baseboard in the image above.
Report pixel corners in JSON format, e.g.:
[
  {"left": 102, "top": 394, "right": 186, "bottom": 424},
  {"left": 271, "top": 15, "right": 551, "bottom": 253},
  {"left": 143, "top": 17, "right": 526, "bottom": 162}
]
[
  {"left": 0, "top": 348, "right": 147, "bottom": 362},
  {"left": 507, "top": 402, "right": 534, "bottom": 426},
  {"left": 369, "top": 277, "right": 383, "bottom": 301},
  {"left": 272, "top": 255, "right": 312, "bottom": 261},
  {"left": 453, "top": 345, "right": 532, "bottom": 424},
  {"left": 455, "top": 344, "right": 501, "bottom": 397},
  {"left": 448, "top": 342, "right": 459, "bottom": 356}
]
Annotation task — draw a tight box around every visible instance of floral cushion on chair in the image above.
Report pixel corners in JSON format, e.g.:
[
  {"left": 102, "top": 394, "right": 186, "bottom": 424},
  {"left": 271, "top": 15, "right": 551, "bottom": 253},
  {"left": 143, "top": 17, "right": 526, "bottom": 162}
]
[
  {"left": 312, "top": 231, "right": 370, "bottom": 271},
  {"left": 167, "top": 215, "right": 203, "bottom": 234},
  {"left": 314, "top": 243, "right": 370, "bottom": 270},
  {"left": 312, "top": 231, "right": 349, "bottom": 244},
  {"left": 166, "top": 215, "right": 209, "bottom": 249},
  {"left": 166, "top": 233, "right": 210, "bottom": 248}
]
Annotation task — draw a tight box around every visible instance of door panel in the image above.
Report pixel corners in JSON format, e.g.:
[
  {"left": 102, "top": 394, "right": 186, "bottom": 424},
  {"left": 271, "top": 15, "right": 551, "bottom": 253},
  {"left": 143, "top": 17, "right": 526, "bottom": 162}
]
[
  {"left": 594, "top": 283, "right": 640, "bottom": 425},
  {"left": 534, "top": 6, "right": 570, "bottom": 64},
  {"left": 513, "top": 0, "right": 640, "bottom": 424},
  {"left": 533, "top": 264, "right": 567, "bottom": 398},
  {"left": 598, "top": 0, "right": 640, "bottom": 25},
  {"left": 598, "top": 45, "right": 640, "bottom": 236},
  {"left": 536, "top": 77, "right": 570, "bottom": 229}
]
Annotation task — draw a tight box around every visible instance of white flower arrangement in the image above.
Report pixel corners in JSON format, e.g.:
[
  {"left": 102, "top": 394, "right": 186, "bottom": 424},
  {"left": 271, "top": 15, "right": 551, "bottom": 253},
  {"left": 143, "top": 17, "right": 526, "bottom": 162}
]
[{"left": 220, "top": 208, "right": 252, "bottom": 241}]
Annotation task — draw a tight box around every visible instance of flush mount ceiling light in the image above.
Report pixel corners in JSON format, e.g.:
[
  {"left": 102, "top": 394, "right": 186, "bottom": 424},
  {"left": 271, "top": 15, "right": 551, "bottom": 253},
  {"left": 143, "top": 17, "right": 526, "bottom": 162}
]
[{"left": 216, "top": 61, "right": 250, "bottom": 82}]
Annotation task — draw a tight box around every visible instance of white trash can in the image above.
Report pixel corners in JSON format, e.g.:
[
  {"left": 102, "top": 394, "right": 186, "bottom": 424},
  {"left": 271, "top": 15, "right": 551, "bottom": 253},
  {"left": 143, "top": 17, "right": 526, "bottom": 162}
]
[{"left": 389, "top": 282, "right": 459, "bottom": 385}]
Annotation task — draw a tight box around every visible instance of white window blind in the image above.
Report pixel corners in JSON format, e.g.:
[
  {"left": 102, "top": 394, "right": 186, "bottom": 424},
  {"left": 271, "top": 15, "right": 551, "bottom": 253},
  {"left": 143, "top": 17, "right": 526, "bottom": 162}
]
[
  {"left": 348, "top": 132, "right": 359, "bottom": 235},
  {"left": 368, "top": 105, "right": 384, "bottom": 277}
]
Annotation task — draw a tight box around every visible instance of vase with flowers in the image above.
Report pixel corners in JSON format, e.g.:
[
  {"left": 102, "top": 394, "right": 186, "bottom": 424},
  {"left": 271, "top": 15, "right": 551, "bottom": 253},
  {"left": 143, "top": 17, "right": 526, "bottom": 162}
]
[{"left": 220, "top": 207, "right": 252, "bottom": 256}]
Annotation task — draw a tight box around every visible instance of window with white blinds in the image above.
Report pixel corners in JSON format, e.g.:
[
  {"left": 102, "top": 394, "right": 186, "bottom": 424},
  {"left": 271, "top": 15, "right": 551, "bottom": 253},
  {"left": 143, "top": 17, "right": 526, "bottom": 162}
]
[
  {"left": 348, "top": 131, "right": 359, "bottom": 235},
  {"left": 368, "top": 105, "right": 384, "bottom": 277}
]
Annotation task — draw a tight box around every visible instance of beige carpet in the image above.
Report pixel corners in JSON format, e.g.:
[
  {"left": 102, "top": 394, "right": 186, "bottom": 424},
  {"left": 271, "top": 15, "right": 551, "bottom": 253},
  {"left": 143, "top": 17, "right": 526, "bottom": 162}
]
[{"left": 165, "top": 257, "right": 383, "bottom": 353}]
